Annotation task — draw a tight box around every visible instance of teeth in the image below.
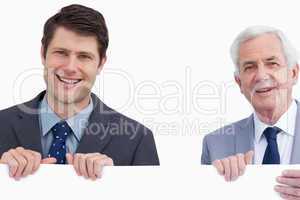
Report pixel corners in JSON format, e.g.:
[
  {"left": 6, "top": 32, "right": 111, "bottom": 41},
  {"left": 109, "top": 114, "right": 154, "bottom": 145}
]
[
  {"left": 257, "top": 88, "right": 272, "bottom": 92},
  {"left": 61, "top": 78, "right": 80, "bottom": 84},
  {"left": 57, "top": 75, "right": 81, "bottom": 84}
]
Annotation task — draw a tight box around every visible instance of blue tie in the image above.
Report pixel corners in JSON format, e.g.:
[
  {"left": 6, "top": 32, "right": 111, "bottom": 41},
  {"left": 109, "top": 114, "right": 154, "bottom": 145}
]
[
  {"left": 48, "top": 121, "right": 72, "bottom": 164},
  {"left": 262, "top": 127, "right": 280, "bottom": 164}
]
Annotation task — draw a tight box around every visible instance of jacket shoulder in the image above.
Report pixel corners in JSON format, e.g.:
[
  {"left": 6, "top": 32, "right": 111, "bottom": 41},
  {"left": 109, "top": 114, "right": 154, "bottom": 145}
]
[
  {"left": 201, "top": 116, "right": 251, "bottom": 164},
  {"left": 99, "top": 101, "right": 153, "bottom": 138},
  {"left": 204, "top": 116, "right": 250, "bottom": 142}
]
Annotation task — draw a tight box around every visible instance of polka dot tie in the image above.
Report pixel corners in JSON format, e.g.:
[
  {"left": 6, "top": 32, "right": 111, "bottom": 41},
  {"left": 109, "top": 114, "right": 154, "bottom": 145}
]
[{"left": 48, "top": 121, "right": 72, "bottom": 164}]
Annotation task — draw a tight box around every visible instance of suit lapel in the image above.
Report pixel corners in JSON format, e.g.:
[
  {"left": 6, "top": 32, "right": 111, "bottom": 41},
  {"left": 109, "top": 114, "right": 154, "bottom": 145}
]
[
  {"left": 290, "top": 100, "right": 300, "bottom": 164},
  {"left": 76, "top": 94, "right": 112, "bottom": 154},
  {"left": 12, "top": 92, "right": 45, "bottom": 154},
  {"left": 235, "top": 114, "right": 255, "bottom": 160},
  {"left": 10, "top": 91, "right": 112, "bottom": 155}
]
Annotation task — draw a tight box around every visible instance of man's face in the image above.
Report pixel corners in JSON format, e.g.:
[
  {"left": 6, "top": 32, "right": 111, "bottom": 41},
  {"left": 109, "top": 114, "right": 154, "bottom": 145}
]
[
  {"left": 42, "top": 27, "right": 106, "bottom": 105},
  {"left": 235, "top": 33, "right": 299, "bottom": 113}
]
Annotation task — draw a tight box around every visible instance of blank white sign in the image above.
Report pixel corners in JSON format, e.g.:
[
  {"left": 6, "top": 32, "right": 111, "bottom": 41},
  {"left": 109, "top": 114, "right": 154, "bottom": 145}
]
[{"left": 1, "top": 164, "right": 299, "bottom": 199}]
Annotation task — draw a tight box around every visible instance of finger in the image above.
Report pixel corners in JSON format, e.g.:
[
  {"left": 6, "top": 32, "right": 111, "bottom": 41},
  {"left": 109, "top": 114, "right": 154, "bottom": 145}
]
[
  {"left": 16, "top": 149, "right": 35, "bottom": 177},
  {"left": 212, "top": 160, "right": 224, "bottom": 175},
  {"left": 275, "top": 185, "right": 300, "bottom": 198},
  {"left": 282, "top": 170, "right": 300, "bottom": 178},
  {"left": 78, "top": 154, "right": 88, "bottom": 178},
  {"left": 237, "top": 153, "right": 246, "bottom": 176},
  {"left": 244, "top": 150, "right": 254, "bottom": 165},
  {"left": 41, "top": 157, "right": 57, "bottom": 164},
  {"left": 229, "top": 156, "right": 239, "bottom": 181},
  {"left": 94, "top": 156, "right": 113, "bottom": 179},
  {"left": 277, "top": 176, "right": 300, "bottom": 187},
  {"left": 221, "top": 158, "right": 231, "bottom": 182},
  {"left": 73, "top": 154, "right": 80, "bottom": 176},
  {"left": 0, "top": 156, "right": 6, "bottom": 164},
  {"left": 86, "top": 156, "right": 97, "bottom": 180},
  {"left": 15, "top": 147, "right": 24, "bottom": 151},
  {"left": 1, "top": 152, "right": 18, "bottom": 177},
  {"left": 27, "top": 151, "right": 42, "bottom": 173},
  {"left": 66, "top": 153, "right": 73, "bottom": 164},
  {"left": 10, "top": 149, "right": 27, "bottom": 179},
  {"left": 279, "top": 193, "right": 300, "bottom": 200}
]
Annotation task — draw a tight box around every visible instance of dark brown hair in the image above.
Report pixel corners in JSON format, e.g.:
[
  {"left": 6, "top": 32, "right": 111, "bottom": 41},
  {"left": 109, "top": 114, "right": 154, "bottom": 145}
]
[{"left": 41, "top": 4, "right": 109, "bottom": 60}]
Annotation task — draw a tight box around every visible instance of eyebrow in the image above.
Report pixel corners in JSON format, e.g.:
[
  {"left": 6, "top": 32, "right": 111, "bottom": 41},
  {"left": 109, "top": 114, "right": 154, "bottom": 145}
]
[
  {"left": 52, "top": 47, "right": 95, "bottom": 58},
  {"left": 241, "top": 56, "right": 280, "bottom": 67},
  {"left": 263, "top": 56, "right": 279, "bottom": 62},
  {"left": 241, "top": 61, "right": 256, "bottom": 67}
]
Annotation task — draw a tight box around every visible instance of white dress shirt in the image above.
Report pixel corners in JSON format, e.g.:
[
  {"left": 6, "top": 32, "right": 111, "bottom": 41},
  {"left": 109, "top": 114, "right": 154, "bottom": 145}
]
[{"left": 253, "top": 100, "right": 297, "bottom": 164}]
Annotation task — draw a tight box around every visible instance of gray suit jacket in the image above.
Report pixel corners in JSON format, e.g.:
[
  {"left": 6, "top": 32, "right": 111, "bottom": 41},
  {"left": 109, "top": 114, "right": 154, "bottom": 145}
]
[
  {"left": 0, "top": 91, "right": 159, "bottom": 166},
  {"left": 201, "top": 101, "right": 300, "bottom": 164}
]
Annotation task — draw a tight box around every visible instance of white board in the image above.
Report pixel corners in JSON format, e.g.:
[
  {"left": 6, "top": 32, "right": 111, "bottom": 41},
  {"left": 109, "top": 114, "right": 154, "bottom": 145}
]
[{"left": 1, "top": 164, "right": 298, "bottom": 199}]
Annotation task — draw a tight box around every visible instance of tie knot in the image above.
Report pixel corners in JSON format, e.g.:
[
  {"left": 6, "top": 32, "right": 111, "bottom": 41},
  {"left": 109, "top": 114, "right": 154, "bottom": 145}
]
[
  {"left": 263, "top": 127, "right": 280, "bottom": 142},
  {"left": 51, "top": 121, "right": 71, "bottom": 140}
]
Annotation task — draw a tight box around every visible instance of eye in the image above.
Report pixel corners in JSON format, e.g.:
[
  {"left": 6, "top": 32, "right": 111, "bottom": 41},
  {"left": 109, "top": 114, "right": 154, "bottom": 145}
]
[
  {"left": 78, "top": 54, "right": 92, "bottom": 60},
  {"left": 267, "top": 62, "right": 279, "bottom": 67},
  {"left": 244, "top": 65, "right": 254, "bottom": 71},
  {"left": 54, "top": 50, "right": 67, "bottom": 56}
]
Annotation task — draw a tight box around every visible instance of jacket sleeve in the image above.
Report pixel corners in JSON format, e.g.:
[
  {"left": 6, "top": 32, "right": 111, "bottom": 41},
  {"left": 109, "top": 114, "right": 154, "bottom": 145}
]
[
  {"left": 131, "top": 129, "right": 160, "bottom": 165},
  {"left": 201, "top": 135, "right": 211, "bottom": 165},
  {"left": 0, "top": 123, "right": 18, "bottom": 158}
]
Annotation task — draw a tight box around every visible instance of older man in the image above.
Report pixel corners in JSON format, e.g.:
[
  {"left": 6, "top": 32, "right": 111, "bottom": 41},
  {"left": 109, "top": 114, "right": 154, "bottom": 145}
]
[{"left": 201, "top": 26, "right": 300, "bottom": 199}]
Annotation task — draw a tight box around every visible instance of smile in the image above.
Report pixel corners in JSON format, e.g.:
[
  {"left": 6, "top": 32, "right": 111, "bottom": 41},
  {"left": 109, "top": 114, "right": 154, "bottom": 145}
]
[
  {"left": 56, "top": 74, "right": 82, "bottom": 85},
  {"left": 255, "top": 87, "right": 275, "bottom": 93}
]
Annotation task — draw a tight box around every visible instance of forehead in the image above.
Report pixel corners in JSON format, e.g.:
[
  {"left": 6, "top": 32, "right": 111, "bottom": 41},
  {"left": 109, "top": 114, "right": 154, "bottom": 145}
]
[
  {"left": 48, "top": 27, "right": 99, "bottom": 55},
  {"left": 238, "top": 33, "right": 285, "bottom": 63}
]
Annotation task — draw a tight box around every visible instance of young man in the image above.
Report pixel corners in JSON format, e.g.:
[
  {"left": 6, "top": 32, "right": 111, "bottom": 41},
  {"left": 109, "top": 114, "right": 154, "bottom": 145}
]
[{"left": 0, "top": 4, "right": 159, "bottom": 181}]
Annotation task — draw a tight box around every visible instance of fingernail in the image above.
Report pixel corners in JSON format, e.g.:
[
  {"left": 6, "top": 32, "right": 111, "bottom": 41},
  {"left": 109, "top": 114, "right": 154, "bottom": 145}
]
[
  {"left": 276, "top": 177, "right": 282, "bottom": 182},
  {"left": 282, "top": 170, "right": 288, "bottom": 176},
  {"left": 274, "top": 185, "right": 280, "bottom": 191}
]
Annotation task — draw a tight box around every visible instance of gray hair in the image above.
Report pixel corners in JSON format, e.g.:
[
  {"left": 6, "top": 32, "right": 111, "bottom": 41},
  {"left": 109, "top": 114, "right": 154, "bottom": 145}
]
[{"left": 230, "top": 25, "right": 299, "bottom": 76}]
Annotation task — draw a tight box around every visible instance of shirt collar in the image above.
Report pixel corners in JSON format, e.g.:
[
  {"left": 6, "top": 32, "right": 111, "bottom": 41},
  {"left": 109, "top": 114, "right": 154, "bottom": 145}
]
[
  {"left": 39, "top": 96, "right": 94, "bottom": 141},
  {"left": 254, "top": 100, "right": 297, "bottom": 143}
]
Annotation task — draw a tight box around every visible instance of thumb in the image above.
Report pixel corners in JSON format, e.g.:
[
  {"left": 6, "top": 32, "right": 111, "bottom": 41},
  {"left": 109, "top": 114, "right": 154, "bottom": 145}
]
[
  {"left": 245, "top": 150, "right": 254, "bottom": 165},
  {"left": 41, "top": 157, "right": 57, "bottom": 164},
  {"left": 66, "top": 153, "right": 73, "bottom": 164}
]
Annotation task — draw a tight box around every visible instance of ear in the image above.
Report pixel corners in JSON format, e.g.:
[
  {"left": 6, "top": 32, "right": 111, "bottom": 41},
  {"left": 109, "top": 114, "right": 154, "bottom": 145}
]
[
  {"left": 291, "top": 63, "right": 299, "bottom": 85},
  {"left": 234, "top": 74, "right": 243, "bottom": 93},
  {"left": 41, "top": 46, "right": 46, "bottom": 66},
  {"left": 97, "top": 56, "right": 107, "bottom": 75}
]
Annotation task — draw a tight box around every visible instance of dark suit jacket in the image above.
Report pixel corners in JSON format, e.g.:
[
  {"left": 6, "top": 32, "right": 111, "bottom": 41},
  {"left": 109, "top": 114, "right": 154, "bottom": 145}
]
[{"left": 0, "top": 91, "right": 159, "bottom": 165}]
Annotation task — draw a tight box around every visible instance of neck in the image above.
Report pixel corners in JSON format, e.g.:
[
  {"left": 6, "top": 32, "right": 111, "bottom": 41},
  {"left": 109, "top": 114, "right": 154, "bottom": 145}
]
[
  {"left": 255, "top": 99, "right": 293, "bottom": 125},
  {"left": 46, "top": 93, "right": 90, "bottom": 119}
]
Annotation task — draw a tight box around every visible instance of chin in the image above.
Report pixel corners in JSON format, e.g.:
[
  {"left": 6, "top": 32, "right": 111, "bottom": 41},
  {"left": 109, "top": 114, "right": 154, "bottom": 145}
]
[
  {"left": 253, "top": 101, "right": 277, "bottom": 112},
  {"left": 59, "top": 91, "right": 90, "bottom": 104}
]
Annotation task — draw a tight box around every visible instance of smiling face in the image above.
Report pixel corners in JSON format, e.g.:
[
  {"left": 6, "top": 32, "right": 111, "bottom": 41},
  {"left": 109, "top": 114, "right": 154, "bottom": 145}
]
[
  {"left": 42, "top": 26, "right": 106, "bottom": 107},
  {"left": 235, "top": 33, "right": 299, "bottom": 115}
]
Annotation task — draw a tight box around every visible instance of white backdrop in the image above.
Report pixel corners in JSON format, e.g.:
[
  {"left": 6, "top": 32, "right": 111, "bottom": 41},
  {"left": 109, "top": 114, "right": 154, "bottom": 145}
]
[{"left": 0, "top": 0, "right": 299, "bottom": 167}]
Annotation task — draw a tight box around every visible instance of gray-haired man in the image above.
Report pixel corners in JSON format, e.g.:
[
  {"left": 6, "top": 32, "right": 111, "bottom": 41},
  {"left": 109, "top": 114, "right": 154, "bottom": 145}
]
[{"left": 201, "top": 26, "right": 300, "bottom": 199}]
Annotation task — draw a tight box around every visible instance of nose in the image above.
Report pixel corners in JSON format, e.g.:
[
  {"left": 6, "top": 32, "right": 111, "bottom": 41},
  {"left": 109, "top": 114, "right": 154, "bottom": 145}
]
[
  {"left": 63, "top": 55, "right": 79, "bottom": 75},
  {"left": 255, "top": 61, "right": 269, "bottom": 82}
]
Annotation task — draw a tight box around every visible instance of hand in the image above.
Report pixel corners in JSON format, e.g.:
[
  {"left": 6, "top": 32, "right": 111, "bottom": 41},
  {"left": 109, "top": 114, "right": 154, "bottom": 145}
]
[
  {"left": 212, "top": 150, "right": 254, "bottom": 182},
  {"left": 0, "top": 147, "right": 56, "bottom": 180},
  {"left": 275, "top": 170, "right": 300, "bottom": 199},
  {"left": 66, "top": 153, "right": 114, "bottom": 180}
]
